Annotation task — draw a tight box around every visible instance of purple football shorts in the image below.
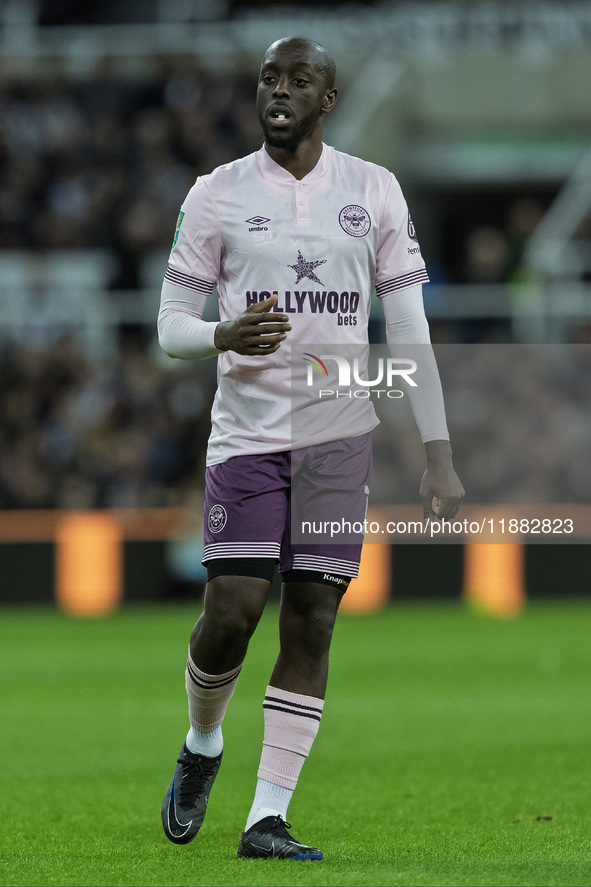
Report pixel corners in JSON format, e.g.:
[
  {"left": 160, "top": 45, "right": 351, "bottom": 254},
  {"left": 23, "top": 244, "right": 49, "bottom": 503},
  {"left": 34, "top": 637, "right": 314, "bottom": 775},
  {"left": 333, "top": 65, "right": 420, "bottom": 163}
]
[{"left": 202, "top": 432, "right": 372, "bottom": 578}]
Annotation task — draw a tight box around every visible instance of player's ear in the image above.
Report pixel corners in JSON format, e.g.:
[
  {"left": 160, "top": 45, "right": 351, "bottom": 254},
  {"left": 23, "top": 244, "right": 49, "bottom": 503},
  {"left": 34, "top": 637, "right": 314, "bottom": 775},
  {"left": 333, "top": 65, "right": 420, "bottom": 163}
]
[{"left": 322, "top": 87, "right": 337, "bottom": 114}]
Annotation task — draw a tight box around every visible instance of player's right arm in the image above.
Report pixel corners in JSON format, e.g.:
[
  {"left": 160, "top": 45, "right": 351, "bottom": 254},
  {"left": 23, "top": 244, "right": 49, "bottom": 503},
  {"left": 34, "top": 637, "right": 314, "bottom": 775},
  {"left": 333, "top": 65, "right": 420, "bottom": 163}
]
[
  {"left": 158, "top": 288, "right": 291, "bottom": 359},
  {"left": 214, "top": 292, "right": 291, "bottom": 355}
]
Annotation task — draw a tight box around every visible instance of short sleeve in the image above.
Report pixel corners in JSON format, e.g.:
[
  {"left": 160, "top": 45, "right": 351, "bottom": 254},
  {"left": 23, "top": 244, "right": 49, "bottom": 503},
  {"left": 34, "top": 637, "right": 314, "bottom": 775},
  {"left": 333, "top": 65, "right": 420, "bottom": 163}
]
[
  {"left": 374, "top": 174, "right": 429, "bottom": 299},
  {"left": 164, "top": 178, "right": 222, "bottom": 294}
]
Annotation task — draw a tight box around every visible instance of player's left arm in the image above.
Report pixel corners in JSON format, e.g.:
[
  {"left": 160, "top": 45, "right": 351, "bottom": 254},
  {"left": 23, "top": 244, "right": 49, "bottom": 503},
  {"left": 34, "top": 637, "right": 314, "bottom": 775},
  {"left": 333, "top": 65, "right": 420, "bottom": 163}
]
[
  {"left": 420, "top": 439, "right": 464, "bottom": 523},
  {"left": 381, "top": 285, "right": 465, "bottom": 521}
]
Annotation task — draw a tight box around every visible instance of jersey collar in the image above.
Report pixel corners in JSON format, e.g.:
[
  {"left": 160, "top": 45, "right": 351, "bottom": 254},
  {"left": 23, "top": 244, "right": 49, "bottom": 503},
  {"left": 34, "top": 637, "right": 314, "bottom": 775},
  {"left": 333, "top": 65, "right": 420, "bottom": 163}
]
[{"left": 257, "top": 143, "right": 332, "bottom": 184}]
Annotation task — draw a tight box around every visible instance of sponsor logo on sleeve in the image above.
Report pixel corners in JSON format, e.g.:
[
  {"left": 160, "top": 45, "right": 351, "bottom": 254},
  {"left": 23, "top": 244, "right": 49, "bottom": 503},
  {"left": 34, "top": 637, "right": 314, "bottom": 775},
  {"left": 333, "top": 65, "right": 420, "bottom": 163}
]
[
  {"left": 407, "top": 213, "right": 422, "bottom": 254},
  {"left": 172, "top": 210, "right": 185, "bottom": 248}
]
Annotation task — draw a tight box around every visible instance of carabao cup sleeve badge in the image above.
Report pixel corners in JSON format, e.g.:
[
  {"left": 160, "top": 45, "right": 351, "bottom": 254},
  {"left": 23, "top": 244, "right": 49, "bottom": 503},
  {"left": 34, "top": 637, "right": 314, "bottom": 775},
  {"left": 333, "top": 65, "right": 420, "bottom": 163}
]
[{"left": 172, "top": 210, "right": 185, "bottom": 248}]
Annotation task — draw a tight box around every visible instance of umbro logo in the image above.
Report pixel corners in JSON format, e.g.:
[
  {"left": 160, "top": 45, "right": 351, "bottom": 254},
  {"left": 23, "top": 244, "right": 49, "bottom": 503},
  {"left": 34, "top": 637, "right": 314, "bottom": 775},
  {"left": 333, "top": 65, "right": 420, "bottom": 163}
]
[{"left": 246, "top": 215, "right": 271, "bottom": 231}]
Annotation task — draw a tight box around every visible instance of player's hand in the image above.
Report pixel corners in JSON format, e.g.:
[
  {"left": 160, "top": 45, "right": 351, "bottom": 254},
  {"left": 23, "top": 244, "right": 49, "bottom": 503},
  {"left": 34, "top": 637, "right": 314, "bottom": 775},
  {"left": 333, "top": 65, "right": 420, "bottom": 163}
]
[
  {"left": 420, "top": 439, "right": 465, "bottom": 525},
  {"left": 214, "top": 292, "right": 292, "bottom": 355}
]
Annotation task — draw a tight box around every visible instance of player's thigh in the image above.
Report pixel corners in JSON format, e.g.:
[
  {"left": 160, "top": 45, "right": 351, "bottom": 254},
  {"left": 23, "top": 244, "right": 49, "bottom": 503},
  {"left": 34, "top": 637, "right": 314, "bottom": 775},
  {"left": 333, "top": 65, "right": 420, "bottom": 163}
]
[
  {"left": 203, "top": 451, "right": 290, "bottom": 565},
  {"left": 283, "top": 432, "right": 372, "bottom": 578}
]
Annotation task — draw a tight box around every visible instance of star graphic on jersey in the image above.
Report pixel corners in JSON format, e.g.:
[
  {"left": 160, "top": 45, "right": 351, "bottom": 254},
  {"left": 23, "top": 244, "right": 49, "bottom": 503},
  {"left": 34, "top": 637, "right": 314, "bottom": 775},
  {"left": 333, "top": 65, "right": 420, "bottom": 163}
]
[{"left": 288, "top": 250, "right": 327, "bottom": 285}]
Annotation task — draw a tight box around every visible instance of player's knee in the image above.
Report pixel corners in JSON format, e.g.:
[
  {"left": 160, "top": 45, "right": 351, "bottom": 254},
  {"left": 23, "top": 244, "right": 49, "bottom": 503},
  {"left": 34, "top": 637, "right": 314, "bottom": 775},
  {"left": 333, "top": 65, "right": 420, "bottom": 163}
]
[
  {"left": 281, "top": 599, "right": 338, "bottom": 661},
  {"left": 309, "top": 603, "right": 339, "bottom": 650},
  {"left": 202, "top": 574, "right": 268, "bottom": 642}
]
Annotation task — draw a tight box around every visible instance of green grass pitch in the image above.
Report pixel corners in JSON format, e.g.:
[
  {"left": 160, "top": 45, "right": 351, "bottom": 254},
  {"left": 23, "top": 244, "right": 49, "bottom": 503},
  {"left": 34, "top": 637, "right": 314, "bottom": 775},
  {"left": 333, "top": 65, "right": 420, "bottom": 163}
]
[{"left": 1, "top": 598, "right": 590, "bottom": 887}]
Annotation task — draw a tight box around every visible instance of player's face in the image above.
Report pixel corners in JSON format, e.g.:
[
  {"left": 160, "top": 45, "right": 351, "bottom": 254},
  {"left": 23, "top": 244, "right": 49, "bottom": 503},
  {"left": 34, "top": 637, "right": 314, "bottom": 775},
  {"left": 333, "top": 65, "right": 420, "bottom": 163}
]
[{"left": 256, "top": 45, "right": 335, "bottom": 151}]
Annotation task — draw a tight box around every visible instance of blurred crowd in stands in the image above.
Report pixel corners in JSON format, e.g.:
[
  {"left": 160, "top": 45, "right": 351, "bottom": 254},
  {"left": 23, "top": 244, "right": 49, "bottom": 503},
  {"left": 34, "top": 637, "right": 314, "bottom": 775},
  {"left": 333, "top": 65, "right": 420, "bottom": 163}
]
[
  {"left": 0, "top": 55, "right": 261, "bottom": 287},
  {"left": 370, "top": 342, "right": 591, "bottom": 508},
  {"left": 0, "top": 55, "right": 255, "bottom": 511},
  {"left": 0, "top": 329, "right": 216, "bottom": 510},
  {"left": 0, "top": 57, "right": 588, "bottom": 515}
]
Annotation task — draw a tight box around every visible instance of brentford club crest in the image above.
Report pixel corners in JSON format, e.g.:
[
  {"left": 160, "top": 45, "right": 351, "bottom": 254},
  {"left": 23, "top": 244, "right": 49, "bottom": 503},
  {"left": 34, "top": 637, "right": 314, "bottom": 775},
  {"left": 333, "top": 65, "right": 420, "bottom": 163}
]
[
  {"left": 339, "top": 204, "right": 371, "bottom": 237},
  {"left": 208, "top": 504, "right": 227, "bottom": 533}
]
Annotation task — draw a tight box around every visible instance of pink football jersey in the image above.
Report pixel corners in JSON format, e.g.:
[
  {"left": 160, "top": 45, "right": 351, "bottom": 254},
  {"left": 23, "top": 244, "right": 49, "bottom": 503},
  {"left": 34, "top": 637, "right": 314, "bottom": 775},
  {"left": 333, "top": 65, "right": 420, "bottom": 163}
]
[{"left": 164, "top": 144, "right": 429, "bottom": 465}]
